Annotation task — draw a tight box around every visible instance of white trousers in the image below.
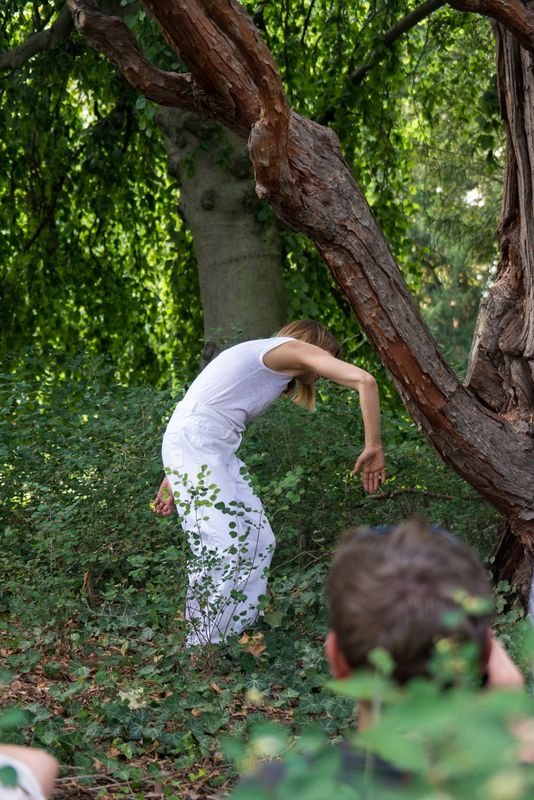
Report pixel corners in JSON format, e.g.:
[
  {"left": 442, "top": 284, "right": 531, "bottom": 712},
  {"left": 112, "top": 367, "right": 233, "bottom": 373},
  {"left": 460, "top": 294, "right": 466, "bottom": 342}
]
[{"left": 162, "top": 402, "right": 275, "bottom": 645}]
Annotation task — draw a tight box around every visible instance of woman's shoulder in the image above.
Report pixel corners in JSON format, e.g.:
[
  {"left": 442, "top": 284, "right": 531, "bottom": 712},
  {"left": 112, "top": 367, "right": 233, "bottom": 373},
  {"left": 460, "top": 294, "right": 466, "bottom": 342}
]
[{"left": 219, "top": 337, "right": 293, "bottom": 357}]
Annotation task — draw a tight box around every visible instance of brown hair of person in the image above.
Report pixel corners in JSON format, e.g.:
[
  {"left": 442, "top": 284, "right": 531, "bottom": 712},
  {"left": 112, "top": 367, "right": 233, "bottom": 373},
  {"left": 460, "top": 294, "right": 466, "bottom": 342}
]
[
  {"left": 327, "top": 520, "right": 494, "bottom": 684},
  {"left": 276, "top": 319, "right": 340, "bottom": 411}
]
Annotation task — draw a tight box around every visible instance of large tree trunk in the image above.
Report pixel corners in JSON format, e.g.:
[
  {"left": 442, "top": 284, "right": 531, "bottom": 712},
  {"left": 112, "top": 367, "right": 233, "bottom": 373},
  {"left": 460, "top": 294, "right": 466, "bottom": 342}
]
[
  {"left": 157, "top": 107, "right": 286, "bottom": 366},
  {"left": 69, "top": 0, "right": 534, "bottom": 600},
  {"left": 466, "top": 19, "right": 534, "bottom": 593}
]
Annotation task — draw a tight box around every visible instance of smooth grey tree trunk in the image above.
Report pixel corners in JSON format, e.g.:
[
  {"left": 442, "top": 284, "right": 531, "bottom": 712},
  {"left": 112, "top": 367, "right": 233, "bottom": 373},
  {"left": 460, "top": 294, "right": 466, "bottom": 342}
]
[
  {"left": 157, "top": 108, "right": 286, "bottom": 366},
  {"left": 1, "top": 1, "right": 289, "bottom": 370}
]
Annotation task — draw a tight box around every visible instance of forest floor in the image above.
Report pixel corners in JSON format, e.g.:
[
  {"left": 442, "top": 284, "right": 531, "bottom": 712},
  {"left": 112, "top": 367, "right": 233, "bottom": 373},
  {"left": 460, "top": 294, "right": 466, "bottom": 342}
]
[
  {"left": 1, "top": 567, "right": 352, "bottom": 799},
  {"left": 1, "top": 379, "right": 516, "bottom": 798}
]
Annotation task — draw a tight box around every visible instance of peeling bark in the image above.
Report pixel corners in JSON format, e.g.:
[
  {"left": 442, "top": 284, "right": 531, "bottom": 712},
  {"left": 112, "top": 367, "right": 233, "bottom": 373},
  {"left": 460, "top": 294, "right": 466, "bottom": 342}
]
[
  {"left": 467, "top": 22, "right": 534, "bottom": 419},
  {"left": 491, "top": 522, "right": 533, "bottom": 606},
  {"left": 465, "top": 16, "right": 534, "bottom": 593}
]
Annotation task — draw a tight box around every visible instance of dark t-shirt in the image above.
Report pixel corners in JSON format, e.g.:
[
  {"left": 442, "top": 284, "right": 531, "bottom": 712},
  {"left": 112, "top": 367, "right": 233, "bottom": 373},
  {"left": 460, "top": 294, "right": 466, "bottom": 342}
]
[{"left": 235, "top": 739, "right": 408, "bottom": 797}]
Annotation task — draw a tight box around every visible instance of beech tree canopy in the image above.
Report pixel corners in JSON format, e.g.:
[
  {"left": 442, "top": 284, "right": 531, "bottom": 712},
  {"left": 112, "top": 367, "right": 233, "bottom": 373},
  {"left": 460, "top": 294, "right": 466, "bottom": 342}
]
[{"left": 1, "top": 1, "right": 500, "bottom": 377}]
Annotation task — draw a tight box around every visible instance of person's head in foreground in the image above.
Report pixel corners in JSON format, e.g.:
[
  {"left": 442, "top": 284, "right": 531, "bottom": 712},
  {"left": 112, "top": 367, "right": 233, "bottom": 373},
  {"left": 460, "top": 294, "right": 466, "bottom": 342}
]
[
  {"left": 326, "top": 518, "right": 523, "bottom": 713},
  {"left": 234, "top": 520, "right": 527, "bottom": 797}
]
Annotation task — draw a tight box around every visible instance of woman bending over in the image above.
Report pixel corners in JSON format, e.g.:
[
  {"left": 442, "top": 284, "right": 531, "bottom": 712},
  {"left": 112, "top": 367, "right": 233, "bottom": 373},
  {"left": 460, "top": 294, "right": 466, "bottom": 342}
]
[{"left": 153, "top": 320, "right": 386, "bottom": 646}]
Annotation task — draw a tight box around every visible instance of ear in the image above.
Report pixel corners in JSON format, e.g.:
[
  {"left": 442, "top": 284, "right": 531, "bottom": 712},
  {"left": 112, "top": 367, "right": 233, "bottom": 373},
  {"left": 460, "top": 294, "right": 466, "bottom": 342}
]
[
  {"left": 485, "top": 629, "right": 524, "bottom": 689},
  {"left": 481, "top": 627, "right": 492, "bottom": 673},
  {"left": 325, "top": 630, "right": 352, "bottom": 678}
]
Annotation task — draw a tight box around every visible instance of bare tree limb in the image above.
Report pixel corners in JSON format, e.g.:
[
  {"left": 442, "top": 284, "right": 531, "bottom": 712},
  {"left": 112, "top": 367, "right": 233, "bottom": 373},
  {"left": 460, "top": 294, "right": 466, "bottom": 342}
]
[
  {"left": 316, "top": 0, "right": 445, "bottom": 124},
  {"left": 349, "top": 0, "right": 446, "bottom": 85},
  {"left": 448, "top": 0, "right": 534, "bottom": 53},
  {"left": 66, "top": 0, "right": 198, "bottom": 109},
  {"left": 0, "top": 4, "right": 73, "bottom": 71},
  {"left": 357, "top": 487, "right": 485, "bottom": 502},
  {"left": 300, "top": 0, "right": 318, "bottom": 47},
  {"left": 140, "top": 0, "right": 293, "bottom": 181},
  {"left": 141, "top": 0, "right": 261, "bottom": 132}
]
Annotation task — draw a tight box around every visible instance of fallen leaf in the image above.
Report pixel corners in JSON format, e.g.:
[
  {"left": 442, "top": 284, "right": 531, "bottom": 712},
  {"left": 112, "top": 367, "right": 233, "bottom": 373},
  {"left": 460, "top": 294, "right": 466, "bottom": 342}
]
[{"left": 240, "top": 632, "right": 266, "bottom": 657}]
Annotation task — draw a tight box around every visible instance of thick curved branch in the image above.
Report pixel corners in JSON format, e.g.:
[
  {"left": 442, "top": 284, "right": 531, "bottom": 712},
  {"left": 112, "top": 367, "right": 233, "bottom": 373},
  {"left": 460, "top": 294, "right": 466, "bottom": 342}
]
[
  {"left": 69, "top": 0, "right": 534, "bottom": 545},
  {"left": 199, "top": 1, "right": 292, "bottom": 200},
  {"left": 66, "top": 0, "right": 197, "bottom": 108},
  {"left": 141, "top": 0, "right": 260, "bottom": 130},
  {"left": 349, "top": 0, "right": 446, "bottom": 85},
  {"left": 448, "top": 0, "right": 534, "bottom": 53},
  {"left": 139, "top": 2, "right": 534, "bottom": 539},
  {"left": 0, "top": 4, "right": 73, "bottom": 71},
  {"left": 141, "top": 0, "right": 292, "bottom": 192}
]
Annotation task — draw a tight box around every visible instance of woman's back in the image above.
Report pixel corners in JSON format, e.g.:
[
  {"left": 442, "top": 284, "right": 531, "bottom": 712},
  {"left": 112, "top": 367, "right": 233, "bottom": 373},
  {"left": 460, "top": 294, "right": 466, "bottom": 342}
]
[{"left": 174, "top": 337, "right": 293, "bottom": 431}]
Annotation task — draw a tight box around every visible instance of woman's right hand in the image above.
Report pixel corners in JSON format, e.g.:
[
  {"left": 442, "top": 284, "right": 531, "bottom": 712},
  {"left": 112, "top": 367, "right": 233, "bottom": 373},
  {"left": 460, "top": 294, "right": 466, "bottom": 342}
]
[
  {"left": 152, "top": 476, "right": 176, "bottom": 516},
  {"left": 353, "top": 444, "right": 386, "bottom": 494}
]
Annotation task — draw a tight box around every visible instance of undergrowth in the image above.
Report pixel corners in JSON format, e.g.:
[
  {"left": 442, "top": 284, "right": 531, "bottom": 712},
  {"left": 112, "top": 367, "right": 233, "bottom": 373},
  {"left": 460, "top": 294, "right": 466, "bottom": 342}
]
[{"left": 0, "top": 354, "right": 511, "bottom": 798}]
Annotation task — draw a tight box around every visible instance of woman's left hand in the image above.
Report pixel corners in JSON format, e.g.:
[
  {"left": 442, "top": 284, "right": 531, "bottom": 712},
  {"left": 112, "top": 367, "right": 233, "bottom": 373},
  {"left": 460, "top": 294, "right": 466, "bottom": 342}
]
[
  {"left": 353, "top": 444, "right": 386, "bottom": 494},
  {"left": 152, "top": 476, "right": 176, "bottom": 516}
]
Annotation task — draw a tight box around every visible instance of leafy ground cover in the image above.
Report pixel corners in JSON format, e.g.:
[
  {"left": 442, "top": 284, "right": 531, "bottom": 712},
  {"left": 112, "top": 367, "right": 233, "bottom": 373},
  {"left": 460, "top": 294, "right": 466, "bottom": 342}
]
[
  {"left": 0, "top": 355, "right": 508, "bottom": 798},
  {"left": 0, "top": 577, "right": 346, "bottom": 798}
]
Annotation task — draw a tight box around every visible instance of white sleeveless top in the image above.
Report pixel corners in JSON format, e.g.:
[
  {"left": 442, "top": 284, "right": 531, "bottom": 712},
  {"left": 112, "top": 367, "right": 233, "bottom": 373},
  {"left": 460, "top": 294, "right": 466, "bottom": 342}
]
[{"left": 166, "top": 337, "right": 294, "bottom": 433}]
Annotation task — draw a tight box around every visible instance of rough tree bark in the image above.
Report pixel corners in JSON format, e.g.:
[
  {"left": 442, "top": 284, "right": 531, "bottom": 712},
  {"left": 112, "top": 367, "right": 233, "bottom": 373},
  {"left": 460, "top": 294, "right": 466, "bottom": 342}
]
[
  {"left": 466, "top": 16, "right": 534, "bottom": 593},
  {"left": 67, "top": 0, "right": 534, "bottom": 599},
  {"left": 157, "top": 107, "right": 285, "bottom": 366}
]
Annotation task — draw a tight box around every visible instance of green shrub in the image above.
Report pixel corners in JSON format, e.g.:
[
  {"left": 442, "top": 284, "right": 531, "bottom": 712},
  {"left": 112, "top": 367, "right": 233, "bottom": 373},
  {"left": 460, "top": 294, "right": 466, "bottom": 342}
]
[
  {"left": 0, "top": 353, "right": 179, "bottom": 620},
  {"left": 228, "top": 634, "right": 534, "bottom": 799},
  {"left": 0, "top": 356, "right": 520, "bottom": 798},
  {"left": 1, "top": 355, "right": 501, "bottom": 624}
]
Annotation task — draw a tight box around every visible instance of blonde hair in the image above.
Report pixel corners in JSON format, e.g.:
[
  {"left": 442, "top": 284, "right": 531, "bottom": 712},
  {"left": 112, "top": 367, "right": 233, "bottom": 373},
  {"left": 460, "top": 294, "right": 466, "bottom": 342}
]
[{"left": 276, "top": 319, "right": 340, "bottom": 411}]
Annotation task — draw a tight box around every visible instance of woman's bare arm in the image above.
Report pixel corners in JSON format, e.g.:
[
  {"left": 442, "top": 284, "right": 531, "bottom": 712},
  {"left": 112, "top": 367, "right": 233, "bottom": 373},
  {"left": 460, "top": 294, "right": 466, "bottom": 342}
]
[{"left": 264, "top": 340, "right": 386, "bottom": 492}]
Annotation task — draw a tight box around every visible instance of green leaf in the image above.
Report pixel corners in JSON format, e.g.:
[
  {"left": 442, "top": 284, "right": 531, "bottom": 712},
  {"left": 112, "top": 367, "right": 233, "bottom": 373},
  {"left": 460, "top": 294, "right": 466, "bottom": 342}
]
[
  {"left": 0, "top": 766, "right": 18, "bottom": 789},
  {"left": 0, "top": 708, "right": 28, "bottom": 731}
]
